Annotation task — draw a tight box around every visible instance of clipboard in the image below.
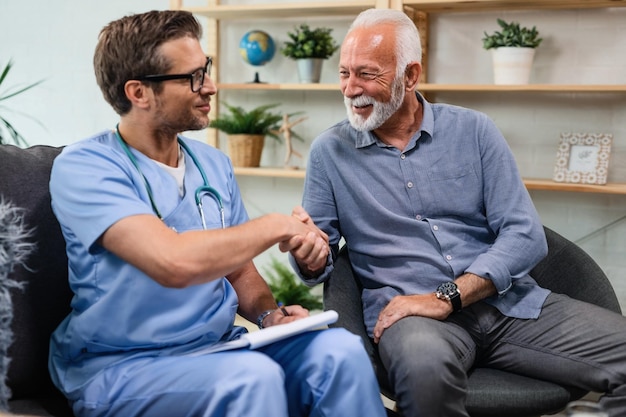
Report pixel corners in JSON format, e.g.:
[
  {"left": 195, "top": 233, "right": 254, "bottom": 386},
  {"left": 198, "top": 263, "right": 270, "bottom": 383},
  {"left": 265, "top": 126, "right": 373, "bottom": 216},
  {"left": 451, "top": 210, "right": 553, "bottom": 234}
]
[{"left": 187, "top": 310, "right": 339, "bottom": 356}]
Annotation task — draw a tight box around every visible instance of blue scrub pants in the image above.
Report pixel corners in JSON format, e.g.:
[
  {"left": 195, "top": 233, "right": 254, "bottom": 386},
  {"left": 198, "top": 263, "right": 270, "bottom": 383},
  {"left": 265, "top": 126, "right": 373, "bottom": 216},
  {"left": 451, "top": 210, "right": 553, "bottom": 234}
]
[{"left": 71, "top": 328, "right": 386, "bottom": 417}]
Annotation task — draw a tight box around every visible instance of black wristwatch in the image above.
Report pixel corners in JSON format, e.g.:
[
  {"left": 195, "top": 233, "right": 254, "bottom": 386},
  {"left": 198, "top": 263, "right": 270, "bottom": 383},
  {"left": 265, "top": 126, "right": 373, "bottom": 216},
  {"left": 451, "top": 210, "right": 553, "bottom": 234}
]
[{"left": 435, "top": 282, "right": 462, "bottom": 313}]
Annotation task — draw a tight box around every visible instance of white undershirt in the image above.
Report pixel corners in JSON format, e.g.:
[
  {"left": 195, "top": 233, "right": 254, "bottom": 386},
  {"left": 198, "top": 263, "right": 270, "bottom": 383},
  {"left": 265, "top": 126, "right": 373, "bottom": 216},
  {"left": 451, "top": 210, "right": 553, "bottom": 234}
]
[{"left": 153, "top": 146, "right": 186, "bottom": 197}]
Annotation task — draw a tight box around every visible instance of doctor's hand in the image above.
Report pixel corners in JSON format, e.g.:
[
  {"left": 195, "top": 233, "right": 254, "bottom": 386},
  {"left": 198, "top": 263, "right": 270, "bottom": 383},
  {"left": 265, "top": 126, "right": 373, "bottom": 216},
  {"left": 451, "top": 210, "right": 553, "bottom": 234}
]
[
  {"left": 262, "top": 305, "right": 310, "bottom": 328},
  {"left": 279, "top": 206, "right": 329, "bottom": 274}
]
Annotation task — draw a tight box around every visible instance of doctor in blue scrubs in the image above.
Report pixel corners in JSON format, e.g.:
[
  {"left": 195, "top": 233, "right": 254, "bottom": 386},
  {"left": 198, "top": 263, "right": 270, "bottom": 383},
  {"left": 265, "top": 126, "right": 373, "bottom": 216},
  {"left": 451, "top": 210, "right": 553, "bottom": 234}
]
[{"left": 48, "top": 10, "right": 386, "bottom": 417}]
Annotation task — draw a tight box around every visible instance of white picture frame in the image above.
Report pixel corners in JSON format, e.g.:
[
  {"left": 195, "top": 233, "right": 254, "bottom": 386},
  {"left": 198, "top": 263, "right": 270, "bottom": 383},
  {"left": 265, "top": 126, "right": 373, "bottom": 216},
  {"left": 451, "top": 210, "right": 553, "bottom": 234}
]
[{"left": 553, "top": 132, "right": 613, "bottom": 185}]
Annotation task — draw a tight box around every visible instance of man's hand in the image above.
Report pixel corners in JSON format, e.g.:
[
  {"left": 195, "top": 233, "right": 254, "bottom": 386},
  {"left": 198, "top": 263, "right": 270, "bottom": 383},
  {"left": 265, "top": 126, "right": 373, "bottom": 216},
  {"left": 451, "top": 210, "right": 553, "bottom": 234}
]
[
  {"left": 373, "top": 293, "right": 452, "bottom": 343},
  {"left": 279, "top": 206, "right": 329, "bottom": 273},
  {"left": 373, "top": 273, "right": 496, "bottom": 343}
]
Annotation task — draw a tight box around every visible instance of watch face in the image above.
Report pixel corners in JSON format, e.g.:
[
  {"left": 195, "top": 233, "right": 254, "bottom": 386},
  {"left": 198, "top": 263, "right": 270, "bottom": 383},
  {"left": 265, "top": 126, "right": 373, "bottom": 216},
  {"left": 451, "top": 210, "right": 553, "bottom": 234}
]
[
  {"left": 436, "top": 282, "right": 462, "bottom": 312},
  {"left": 438, "top": 282, "right": 457, "bottom": 296}
]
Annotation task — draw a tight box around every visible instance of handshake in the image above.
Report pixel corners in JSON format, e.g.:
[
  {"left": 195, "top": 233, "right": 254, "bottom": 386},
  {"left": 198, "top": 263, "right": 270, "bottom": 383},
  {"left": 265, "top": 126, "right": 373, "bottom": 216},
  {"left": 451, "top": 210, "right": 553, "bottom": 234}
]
[{"left": 278, "top": 205, "right": 329, "bottom": 277}]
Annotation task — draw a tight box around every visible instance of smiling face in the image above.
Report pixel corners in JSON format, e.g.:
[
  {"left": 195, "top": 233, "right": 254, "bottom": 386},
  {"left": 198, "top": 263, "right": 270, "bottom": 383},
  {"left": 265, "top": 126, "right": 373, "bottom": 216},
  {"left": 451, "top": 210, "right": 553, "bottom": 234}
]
[
  {"left": 151, "top": 36, "right": 217, "bottom": 134},
  {"left": 339, "top": 24, "right": 405, "bottom": 131}
]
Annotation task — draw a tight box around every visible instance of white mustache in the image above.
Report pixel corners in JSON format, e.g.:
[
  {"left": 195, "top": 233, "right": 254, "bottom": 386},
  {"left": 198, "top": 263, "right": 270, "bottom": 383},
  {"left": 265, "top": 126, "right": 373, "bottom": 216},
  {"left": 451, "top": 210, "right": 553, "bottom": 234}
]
[{"left": 345, "top": 95, "right": 375, "bottom": 108}]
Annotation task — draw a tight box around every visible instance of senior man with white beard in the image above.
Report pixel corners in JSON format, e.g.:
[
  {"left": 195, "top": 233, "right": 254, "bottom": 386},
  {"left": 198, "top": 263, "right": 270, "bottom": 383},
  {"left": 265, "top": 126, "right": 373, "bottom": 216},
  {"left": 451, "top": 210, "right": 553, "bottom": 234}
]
[{"left": 290, "top": 7, "right": 626, "bottom": 417}]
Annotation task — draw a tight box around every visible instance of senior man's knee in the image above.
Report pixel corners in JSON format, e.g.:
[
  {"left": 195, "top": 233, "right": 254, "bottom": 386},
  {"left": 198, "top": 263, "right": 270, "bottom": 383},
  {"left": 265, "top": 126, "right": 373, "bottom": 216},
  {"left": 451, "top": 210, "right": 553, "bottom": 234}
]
[{"left": 379, "top": 318, "right": 463, "bottom": 373}]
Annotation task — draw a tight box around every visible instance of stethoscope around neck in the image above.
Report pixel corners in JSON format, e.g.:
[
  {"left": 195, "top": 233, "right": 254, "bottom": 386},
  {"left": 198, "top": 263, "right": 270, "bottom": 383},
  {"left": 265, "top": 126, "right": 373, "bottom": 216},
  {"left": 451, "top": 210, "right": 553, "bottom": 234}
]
[{"left": 114, "top": 125, "right": 225, "bottom": 229}]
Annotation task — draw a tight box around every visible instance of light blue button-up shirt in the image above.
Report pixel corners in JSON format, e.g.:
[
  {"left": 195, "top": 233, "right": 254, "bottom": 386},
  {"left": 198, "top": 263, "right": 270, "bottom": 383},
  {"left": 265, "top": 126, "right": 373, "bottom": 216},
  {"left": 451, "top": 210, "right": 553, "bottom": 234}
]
[{"left": 298, "top": 94, "right": 550, "bottom": 337}]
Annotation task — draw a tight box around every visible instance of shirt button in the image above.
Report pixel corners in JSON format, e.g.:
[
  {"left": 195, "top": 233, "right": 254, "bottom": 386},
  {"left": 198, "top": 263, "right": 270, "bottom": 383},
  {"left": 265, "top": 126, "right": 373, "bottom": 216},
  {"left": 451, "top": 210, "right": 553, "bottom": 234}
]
[
  {"left": 416, "top": 215, "right": 422, "bottom": 220},
  {"left": 407, "top": 182, "right": 414, "bottom": 188},
  {"left": 401, "top": 154, "right": 406, "bottom": 160},
  {"left": 433, "top": 225, "right": 439, "bottom": 231},
  {"left": 446, "top": 255, "right": 452, "bottom": 261}
]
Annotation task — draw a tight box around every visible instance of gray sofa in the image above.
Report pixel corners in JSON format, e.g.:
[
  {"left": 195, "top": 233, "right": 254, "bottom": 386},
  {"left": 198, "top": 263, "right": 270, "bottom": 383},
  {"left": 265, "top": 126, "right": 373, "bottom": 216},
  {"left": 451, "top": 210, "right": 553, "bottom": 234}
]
[{"left": 0, "top": 144, "right": 73, "bottom": 416}]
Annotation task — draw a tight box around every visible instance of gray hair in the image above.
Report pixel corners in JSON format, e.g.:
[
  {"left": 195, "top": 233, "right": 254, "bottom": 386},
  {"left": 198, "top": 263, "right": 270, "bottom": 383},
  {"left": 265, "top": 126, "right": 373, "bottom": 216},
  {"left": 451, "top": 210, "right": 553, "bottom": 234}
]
[{"left": 348, "top": 8, "right": 422, "bottom": 77}]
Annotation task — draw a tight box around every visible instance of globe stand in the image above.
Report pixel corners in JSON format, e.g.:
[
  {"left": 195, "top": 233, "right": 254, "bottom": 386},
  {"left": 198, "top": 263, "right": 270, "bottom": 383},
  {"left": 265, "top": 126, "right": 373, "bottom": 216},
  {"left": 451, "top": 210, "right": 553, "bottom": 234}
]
[{"left": 249, "top": 71, "right": 266, "bottom": 84}]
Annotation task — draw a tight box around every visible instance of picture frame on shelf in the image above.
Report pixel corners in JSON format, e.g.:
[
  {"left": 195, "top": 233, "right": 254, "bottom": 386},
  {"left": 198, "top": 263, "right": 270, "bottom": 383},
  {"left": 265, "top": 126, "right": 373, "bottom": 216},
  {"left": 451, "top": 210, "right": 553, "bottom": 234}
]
[{"left": 553, "top": 132, "right": 613, "bottom": 185}]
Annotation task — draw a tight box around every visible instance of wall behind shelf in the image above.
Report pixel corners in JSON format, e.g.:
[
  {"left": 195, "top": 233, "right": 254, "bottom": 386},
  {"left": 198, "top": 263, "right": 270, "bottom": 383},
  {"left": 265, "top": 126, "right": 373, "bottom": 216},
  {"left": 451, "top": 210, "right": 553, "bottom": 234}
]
[
  {"left": 0, "top": 0, "right": 172, "bottom": 148},
  {"left": 2, "top": 1, "right": 625, "bottom": 309}
]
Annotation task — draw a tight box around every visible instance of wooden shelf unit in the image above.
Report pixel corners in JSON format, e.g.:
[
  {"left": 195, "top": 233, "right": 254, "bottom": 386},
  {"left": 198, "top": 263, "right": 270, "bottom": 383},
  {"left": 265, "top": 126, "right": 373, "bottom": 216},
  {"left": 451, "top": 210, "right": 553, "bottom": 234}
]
[
  {"left": 218, "top": 83, "right": 626, "bottom": 93},
  {"left": 402, "top": 0, "right": 626, "bottom": 12},
  {"left": 217, "top": 83, "right": 341, "bottom": 92},
  {"left": 234, "top": 166, "right": 306, "bottom": 179},
  {"left": 523, "top": 179, "right": 626, "bottom": 195},
  {"left": 178, "top": 1, "right": 379, "bottom": 20},
  {"left": 172, "top": 0, "right": 626, "bottom": 194},
  {"left": 172, "top": 0, "right": 626, "bottom": 16},
  {"left": 233, "top": 168, "right": 626, "bottom": 195}
]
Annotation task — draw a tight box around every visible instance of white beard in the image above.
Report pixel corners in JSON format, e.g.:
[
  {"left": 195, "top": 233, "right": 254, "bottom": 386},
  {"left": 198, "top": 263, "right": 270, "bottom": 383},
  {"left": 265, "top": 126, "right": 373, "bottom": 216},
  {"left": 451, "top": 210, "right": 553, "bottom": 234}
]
[{"left": 344, "top": 75, "right": 406, "bottom": 132}]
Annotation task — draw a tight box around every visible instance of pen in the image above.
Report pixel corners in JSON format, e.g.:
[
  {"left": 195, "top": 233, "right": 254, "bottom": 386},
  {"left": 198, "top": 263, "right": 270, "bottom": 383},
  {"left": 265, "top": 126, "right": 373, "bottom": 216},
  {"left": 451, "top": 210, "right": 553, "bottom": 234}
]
[{"left": 280, "top": 306, "right": 290, "bottom": 317}]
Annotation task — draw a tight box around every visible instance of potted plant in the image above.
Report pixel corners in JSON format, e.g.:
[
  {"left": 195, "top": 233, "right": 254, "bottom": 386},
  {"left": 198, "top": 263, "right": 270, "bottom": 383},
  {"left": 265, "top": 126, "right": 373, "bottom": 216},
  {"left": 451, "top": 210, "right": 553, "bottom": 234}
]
[
  {"left": 482, "top": 19, "right": 543, "bottom": 85},
  {"left": 209, "top": 102, "right": 284, "bottom": 167},
  {"left": 0, "top": 60, "right": 44, "bottom": 146},
  {"left": 264, "top": 256, "right": 323, "bottom": 311},
  {"left": 281, "top": 24, "right": 339, "bottom": 83}
]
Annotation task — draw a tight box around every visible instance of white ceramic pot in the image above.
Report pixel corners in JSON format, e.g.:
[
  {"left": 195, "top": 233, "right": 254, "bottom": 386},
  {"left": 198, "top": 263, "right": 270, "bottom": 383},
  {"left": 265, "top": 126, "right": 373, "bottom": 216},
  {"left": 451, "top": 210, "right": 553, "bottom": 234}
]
[
  {"left": 491, "top": 47, "right": 536, "bottom": 85},
  {"left": 296, "top": 58, "right": 324, "bottom": 83}
]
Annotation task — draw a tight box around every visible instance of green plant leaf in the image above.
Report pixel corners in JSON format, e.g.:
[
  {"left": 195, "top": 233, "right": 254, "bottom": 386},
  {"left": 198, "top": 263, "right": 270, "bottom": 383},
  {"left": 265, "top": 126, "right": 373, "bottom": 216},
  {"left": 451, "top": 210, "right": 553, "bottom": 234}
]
[
  {"left": 209, "top": 102, "right": 285, "bottom": 141},
  {"left": 264, "top": 256, "right": 323, "bottom": 311},
  {"left": 281, "top": 24, "right": 339, "bottom": 60},
  {"left": 0, "top": 59, "right": 45, "bottom": 146},
  {"left": 482, "top": 19, "right": 543, "bottom": 50}
]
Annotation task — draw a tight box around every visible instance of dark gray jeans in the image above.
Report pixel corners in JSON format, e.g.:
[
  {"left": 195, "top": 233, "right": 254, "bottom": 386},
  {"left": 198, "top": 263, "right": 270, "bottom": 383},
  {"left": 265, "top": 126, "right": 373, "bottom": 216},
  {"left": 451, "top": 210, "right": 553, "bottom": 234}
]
[{"left": 378, "top": 293, "right": 626, "bottom": 417}]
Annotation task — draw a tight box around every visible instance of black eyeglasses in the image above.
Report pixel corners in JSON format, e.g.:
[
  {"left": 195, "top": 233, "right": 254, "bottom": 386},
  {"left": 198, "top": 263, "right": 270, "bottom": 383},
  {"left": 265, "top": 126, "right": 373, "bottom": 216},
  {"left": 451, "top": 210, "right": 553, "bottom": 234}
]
[{"left": 137, "top": 56, "right": 212, "bottom": 93}]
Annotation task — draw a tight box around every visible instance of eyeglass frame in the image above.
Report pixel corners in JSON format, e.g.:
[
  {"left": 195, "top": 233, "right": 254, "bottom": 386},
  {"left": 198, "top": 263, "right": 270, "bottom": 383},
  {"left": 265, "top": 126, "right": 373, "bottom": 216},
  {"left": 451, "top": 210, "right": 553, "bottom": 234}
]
[{"left": 136, "top": 56, "right": 212, "bottom": 93}]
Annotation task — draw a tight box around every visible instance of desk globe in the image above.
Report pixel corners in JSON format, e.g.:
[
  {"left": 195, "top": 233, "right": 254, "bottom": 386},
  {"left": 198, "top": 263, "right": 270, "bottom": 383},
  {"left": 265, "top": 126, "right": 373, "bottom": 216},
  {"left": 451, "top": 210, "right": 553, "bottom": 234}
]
[{"left": 239, "top": 30, "right": 276, "bottom": 83}]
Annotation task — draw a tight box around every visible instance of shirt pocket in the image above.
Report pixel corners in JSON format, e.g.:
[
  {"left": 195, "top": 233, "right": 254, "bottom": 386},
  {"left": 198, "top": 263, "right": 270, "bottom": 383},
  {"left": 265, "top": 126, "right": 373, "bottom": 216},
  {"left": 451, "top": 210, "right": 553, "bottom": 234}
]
[{"left": 425, "top": 163, "right": 483, "bottom": 216}]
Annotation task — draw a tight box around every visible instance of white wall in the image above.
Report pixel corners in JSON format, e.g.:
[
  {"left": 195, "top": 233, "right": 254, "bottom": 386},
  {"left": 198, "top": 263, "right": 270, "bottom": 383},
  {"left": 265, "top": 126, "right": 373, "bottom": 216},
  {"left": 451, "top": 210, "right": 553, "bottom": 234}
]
[
  {"left": 2, "top": 1, "right": 625, "bottom": 308},
  {"left": 0, "top": 0, "right": 170, "bottom": 147}
]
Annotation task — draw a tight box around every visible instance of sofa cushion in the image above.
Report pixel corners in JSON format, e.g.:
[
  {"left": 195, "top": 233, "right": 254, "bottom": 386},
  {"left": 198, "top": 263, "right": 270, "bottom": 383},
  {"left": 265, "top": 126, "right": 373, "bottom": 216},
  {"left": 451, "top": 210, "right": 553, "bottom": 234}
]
[{"left": 0, "top": 145, "right": 72, "bottom": 400}]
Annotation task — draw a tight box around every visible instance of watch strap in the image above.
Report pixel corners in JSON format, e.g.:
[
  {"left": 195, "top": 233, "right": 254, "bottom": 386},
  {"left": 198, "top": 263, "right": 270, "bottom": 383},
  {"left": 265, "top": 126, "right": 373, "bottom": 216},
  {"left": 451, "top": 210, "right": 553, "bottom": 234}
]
[{"left": 449, "top": 291, "right": 462, "bottom": 313}]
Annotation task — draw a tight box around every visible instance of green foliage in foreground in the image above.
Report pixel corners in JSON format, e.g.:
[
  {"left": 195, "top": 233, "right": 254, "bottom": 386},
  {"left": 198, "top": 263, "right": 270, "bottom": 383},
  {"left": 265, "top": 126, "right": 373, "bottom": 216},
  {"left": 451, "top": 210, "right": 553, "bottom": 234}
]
[{"left": 265, "top": 257, "right": 323, "bottom": 311}]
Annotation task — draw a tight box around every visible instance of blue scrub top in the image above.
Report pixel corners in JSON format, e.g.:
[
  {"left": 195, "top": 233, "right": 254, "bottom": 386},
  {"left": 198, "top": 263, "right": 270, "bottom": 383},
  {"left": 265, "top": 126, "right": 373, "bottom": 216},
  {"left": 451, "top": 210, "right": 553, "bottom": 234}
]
[{"left": 49, "top": 130, "right": 249, "bottom": 394}]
